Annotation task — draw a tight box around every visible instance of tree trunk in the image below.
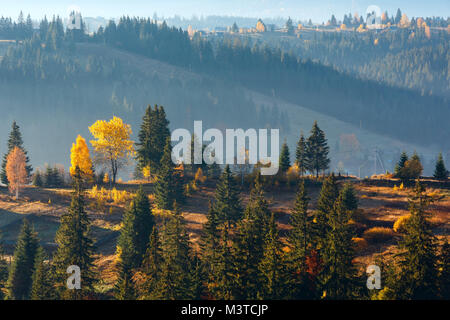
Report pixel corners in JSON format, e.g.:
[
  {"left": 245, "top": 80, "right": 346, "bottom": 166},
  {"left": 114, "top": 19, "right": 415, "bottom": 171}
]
[{"left": 15, "top": 187, "right": 19, "bottom": 200}]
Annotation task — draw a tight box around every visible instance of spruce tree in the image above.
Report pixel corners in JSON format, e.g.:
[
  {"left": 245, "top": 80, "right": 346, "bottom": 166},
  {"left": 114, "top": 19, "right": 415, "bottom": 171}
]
[
  {"left": 32, "top": 170, "right": 43, "bottom": 187},
  {"left": 245, "top": 174, "right": 271, "bottom": 228},
  {"left": 1, "top": 121, "right": 32, "bottom": 185},
  {"left": 289, "top": 180, "right": 311, "bottom": 271},
  {"left": 395, "top": 8, "right": 402, "bottom": 24},
  {"left": 313, "top": 174, "right": 339, "bottom": 249},
  {"left": 258, "top": 213, "right": 285, "bottom": 299},
  {"left": 200, "top": 201, "right": 221, "bottom": 294},
  {"left": 306, "top": 121, "right": 330, "bottom": 177},
  {"left": 30, "top": 248, "right": 56, "bottom": 300},
  {"left": 213, "top": 226, "right": 236, "bottom": 300},
  {"left": 339, "top": 183, "right": 358, "bottom": 216},
  {"left": 114, "top": 266, "right": 135, "bottom": 300},
  {"left": 6, "top": 219, "right": 39, "bottom": 300},
  {"left": 53, "top": 167, "right": 96, "bottom": 300},
  {"left": 131, "top": 187, "right": 154, "bottom": 265},
  {"left": 158, "top": 202, "right": 194, "bottom": 299},
  {"left": 279, "top": 140, "right": 291, "bottom": 174},
  {"left": 233, "top": 175, "right": 270, "bottom": 299},
  {"left": 287, "top": 180, "right": 317, "bottom": 299},
  {"left": 116, "top": 203, "right": 138, "bottom": 274},
  {"left": 214, "top": 165, "right": 242, "bottom": 226},
  {"left": 140, "top": 227, "right": 163, "bottom": 299},
  {"left": 394, "top": 151, "right": 408, "bottom": 176},
  {"left": 395, "top": 181, "right": 439, "bottom": 299},
  {"left": 136, "top": 105, "right": 170, "bottom": 175},
  {"left": 154, "top": 138, "right": 184, "bottom": 210},
  {"left": 433, "top": 152, "right": 448, "bottom": 180},
  {"left": 320, "top": 188, "right": 359, "bottom": 300},
  {"left": 295, "top": 132, "right": 307, "bottom": 177},
  {"left": 117, "top": 186, "right": 154, "bottom": 269},
  {"left": 190, "top": 254, "right": 204, "bottom": 300}
]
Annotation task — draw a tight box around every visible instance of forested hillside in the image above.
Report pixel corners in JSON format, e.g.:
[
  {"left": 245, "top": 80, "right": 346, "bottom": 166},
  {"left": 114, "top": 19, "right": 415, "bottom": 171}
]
[
  {"left": 1, "top": 16, "right": 448, "bottom": 155},
  {"left": 236, "top": 27, "right": 449, "bottom": 98}
]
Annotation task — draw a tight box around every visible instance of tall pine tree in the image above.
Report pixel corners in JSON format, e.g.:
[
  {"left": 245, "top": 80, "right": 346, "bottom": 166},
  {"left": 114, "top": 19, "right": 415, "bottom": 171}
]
[
  {"left": 433, "top": 152, "right": 448, "bottom": 180},
  {"left": 30, "top": 247, "right": 56, "bottom": 300},
  {"left": 289, "top": 180, "right": 311, "bottom": 271},
  {"left": 306, "top": 121, "right": 329, "bottom": 177},
  {"left": 287, "top": 180, "right": 317, "bottom": 299},
  {"left": 394, "top": 151, "right": 408, "bottom": 177},
  {"left": 233, "top": 175, "right": 270, "bottom": 299},
  {"left": 319, "top": 188, "right": 359, "bottom": 300},
  {"left": 395, "top": 181, "right": 439, "bottom": 299},
  {"left": 279, "top": 140, "right": 291, "bottom": 174},
  {"left": 136, "top": 105, "right": 170, "bottom": 175},
  {"left": 53, "top": 167, "right": 96, "bottom": 300},
  {"left": 258, "top": 213, "right": 286, "bottom": 299},
  {"left": 154, "top": 138, "right": 184, "bottom": 210},
  {"left": 212, "top": 226, "right": 236, "bottom": 300},
  {"left": 117, "top": 186, "right": 154, "bottom": 269},
  {"left": 295, "top": 132, "right": 307, "bottom": 177},
  {"left": 313, "top": 174, "right": 339, "bottom": 249},
  {"left": 214, "top": 165, "right": 242, "bottom": 226},
  {"left": 200, "top": 201, "right": 222, "bottom": 296},
  {"left": 157, "top": 202, "right": 194, "bottom": 299},
  {"left": 140, "top": 227, "right": 163, "bottom": 299},
  {"left": 6, "top": 219, "right": 39, "bottom": 300}
]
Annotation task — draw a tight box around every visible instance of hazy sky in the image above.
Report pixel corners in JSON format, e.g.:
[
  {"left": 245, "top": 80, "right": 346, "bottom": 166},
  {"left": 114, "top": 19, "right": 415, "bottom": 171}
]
[{"left": 0, "top": 0, "right": 448, "bottom": 22}]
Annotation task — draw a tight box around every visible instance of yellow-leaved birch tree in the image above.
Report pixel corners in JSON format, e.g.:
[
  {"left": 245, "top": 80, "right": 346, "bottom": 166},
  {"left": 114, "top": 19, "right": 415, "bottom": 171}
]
[{"left": 89, "top": 116, "right": 134, "bottom": 185}]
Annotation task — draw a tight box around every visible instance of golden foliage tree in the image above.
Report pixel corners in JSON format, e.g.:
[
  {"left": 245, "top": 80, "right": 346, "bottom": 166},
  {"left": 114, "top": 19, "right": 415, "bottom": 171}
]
[
  {"left": 6, "top": 146, "right": 28, "bottom": 199},
  {"left": 70, "top": 135, "right": 94, "bottom": 181},
  {"left": 89, "top": 116, "right": 134, "bottom": 185}
]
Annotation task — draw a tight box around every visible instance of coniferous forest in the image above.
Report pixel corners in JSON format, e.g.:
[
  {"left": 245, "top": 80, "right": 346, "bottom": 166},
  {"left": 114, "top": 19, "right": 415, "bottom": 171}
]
[{"left": 0, "top": 2, "right": 449, "bottom": 309}]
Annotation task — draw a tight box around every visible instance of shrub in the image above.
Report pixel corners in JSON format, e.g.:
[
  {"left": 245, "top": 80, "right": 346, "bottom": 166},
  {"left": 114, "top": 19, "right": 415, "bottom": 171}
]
[
  {"left": 88, "top": 185, "right": 133, "bottom": 211},
  {"left": 393, "top": 214, "right": 411, "bottom": 233},
  {"left": 111, "top": 187, "right": 133, "bottom": 205},
  {"left": 363, "top": 227, "right": 395, "bottom": 243}
]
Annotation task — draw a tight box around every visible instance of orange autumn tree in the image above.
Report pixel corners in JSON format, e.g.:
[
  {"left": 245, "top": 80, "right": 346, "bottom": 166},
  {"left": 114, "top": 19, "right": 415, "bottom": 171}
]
[
  {"left": 70, "top": 135, "right": 94, "bottom": 181},
  {"left": 6, "top": 146, "right": 28, "bottom": 199},
  {"left": 89, "top": 116, "right": 134, "bottom": 185}
]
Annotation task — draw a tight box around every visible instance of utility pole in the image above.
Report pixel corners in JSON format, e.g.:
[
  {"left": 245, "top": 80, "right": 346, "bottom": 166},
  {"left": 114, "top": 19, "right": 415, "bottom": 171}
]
[{"left": 374, "top": 147, "right": 377, "bottom": 176}]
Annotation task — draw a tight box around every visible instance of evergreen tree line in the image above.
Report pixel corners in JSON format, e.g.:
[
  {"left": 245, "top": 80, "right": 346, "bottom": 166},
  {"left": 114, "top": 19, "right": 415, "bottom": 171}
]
[
  {"left": 32, "top": 166, "right": 67, "bottom": 188},
  {"left": 394, "top": 151, "right": 449, "bottom": 182},
  {"left": 0, "top": 12, "right": 33, "bottom": 40},
  {"left": 251, "top": 24, "right": 449, "bottom": 98}
]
